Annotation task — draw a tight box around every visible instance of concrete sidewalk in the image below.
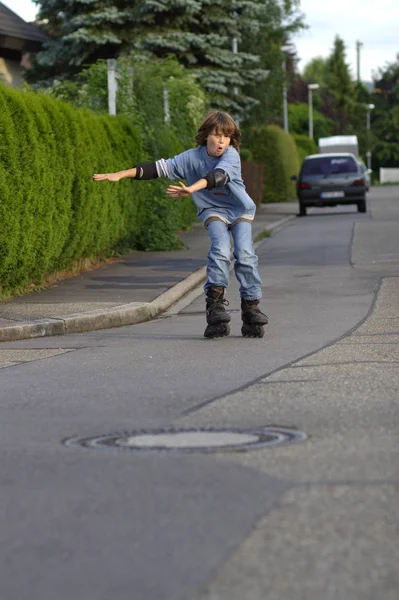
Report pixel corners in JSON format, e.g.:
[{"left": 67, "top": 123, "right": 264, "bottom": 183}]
[{"left": 0, "top": 203, "right": 298, "bottom": 342}]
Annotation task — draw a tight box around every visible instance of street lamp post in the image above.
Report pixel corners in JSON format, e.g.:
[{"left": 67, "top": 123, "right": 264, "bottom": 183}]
[
  {"left": 308, "top": 83, "right": 319, "bottom": 139},
  {"left": 232, "top": 35, "right": 238, "bottom": 97},
  {"left": 281, "top": 44, "right": 295, "bottom": 133},
  {"left": 366, "top": 103, "right": 375, "bottom": 171},
  {"left": 232, "top": 35, "right": 240, "bottom": 125},
  {"left": 107, "top": 59, "right": 117, "bottom": 116},
  {"left": 282, "top": 55, "right": 288, "bottom": 133}
]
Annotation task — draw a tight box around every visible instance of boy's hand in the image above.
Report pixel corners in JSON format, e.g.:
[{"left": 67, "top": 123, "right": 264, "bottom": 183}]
[
  {"left": 92, "top": 173, "right": 122, "bottom": 182},
  {"left": 166, "top": 182, "right": 191, "bottom": 197}
]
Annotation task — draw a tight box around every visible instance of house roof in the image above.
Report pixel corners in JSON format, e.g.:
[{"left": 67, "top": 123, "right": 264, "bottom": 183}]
[{"left": 0, "top": 1, "right": 48, "bottom": 48}]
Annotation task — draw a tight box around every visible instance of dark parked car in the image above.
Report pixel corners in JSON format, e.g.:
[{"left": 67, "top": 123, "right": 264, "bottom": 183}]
[
  {"left": 358, "top": 162, "right": 371, "bottom": 191},
  {"left": 293, "top": 153, "right": 367, "bottom": 216}
]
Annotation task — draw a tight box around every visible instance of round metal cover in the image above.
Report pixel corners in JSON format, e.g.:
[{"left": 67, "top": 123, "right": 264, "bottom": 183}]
[{"left": 64, "top": 426, "right": 307, "bottom": 453}]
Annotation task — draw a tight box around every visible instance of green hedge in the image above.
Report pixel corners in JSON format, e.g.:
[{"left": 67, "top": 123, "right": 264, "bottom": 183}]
[
  {"left": 0, "top": 85, "right": 195, "bottom": 297},
  {"left": 292, "top": 133, "right": 318, "bottom": 165},
  {"left": 245, "top": 125, "right": 299, "bottom": 202}
]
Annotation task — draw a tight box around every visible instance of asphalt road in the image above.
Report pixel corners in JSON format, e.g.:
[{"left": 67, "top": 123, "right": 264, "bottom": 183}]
[{"left": 1, "top": 187, "right": 398, "bottom": 600}]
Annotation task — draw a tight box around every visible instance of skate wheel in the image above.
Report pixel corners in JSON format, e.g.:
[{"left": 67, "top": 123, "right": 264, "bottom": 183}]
[
  {"left": 241, "top": 324, "right": 265, "bottom": 338},
  {"left": 204, "top": 323, "right": 231, "bottom": 339}
]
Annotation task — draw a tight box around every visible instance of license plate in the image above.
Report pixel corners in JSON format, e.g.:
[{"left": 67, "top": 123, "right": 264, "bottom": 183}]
[{"left": 321, "top": 191, "right": 344, "bottom": 199}]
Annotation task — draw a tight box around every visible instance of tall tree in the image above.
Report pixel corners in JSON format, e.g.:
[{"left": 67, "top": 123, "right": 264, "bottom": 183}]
[
  {"left": 325, "top": 35, "right": 356, "bottom": 133},
  {"left": 300, "top": 37, "right": 365, "bottom": 138},
  {"left": 239, "top": 0, "right": 307, "bottom": 126},
  {"left": 302, "top": 56, "right": 329, "bottom": 89},
  {"left": 370, "top": 56, "right": 399, "bottom": 168},
  {"left": 31, "top": 0, "right": 135, "bottom": 77},
  {"left": 31, "top": 0, "right": 270, "bottom": 113},
  {"left": 129, "top": 0, "right": 271, "bottom": 114}
]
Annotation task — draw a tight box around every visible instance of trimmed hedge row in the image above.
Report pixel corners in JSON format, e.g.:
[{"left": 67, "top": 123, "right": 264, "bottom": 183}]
[
  {"left": 0, "top": 85, "right": 195, "bottom": 297},
  {"left": 246, "top": 125, "right": 300, "bottom": 203}
]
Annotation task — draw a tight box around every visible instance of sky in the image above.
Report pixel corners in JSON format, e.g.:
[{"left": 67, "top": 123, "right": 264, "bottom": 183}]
[
  {"left": 293, "top": 0, "right": 399, "bottom": 82},
  {"left": 3, "top": 0, "right": 398, "bottom": 82}
]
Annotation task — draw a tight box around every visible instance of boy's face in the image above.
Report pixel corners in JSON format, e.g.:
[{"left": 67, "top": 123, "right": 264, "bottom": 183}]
[{"left": 206, "top": 129, "right": 231, "bottom": 157}]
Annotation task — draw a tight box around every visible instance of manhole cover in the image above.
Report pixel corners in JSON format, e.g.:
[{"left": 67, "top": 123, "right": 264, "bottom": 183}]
[{"left": 64, "top": 426, "right": 306, "bottom": 453}]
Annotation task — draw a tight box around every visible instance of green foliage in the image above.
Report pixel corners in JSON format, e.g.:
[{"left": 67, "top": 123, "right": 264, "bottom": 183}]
[
  {"left": 246, "top": 124, "right": 299, "bottom": 202},
  {"left": 240, "top": 0, "right": 307, "bottom": 125},
  {"left": 47, "top": 60, "right": 111, "bottom": 113},
  {"left": 300, "top": 39, "right": 377, "bottom": 162},
  {"left": 292, "top": 133, "right": 318, "bottom": 164},
  {"left": 0, "top": 86, "right": 58, "bottom": 289},
  {"left": 303, "top": 57, "right": 329, "bottom": 90},
  {"left": 253, "top": 229, "right": 272, "bottom": 242},
  {"left": 0, "top": 85, "right": 194, "bottom": 297},
  {"left": 129, "top": 57, "right": 207, "bottom": 154},
  {"left": 301, "top": 38, "right": 371, "bottom": 141},
  {"left": 288, "top": 103, "right": 334, "bottom": 141},
  {"left": 131, "top": 0, "right": 271, "bottom": 115},
  {"left": 370, "top": 56, "right": 399, "bottom": 170},
  {"left": 325, "top": 36, "right": 356, "bottom": 133},
  {"left": 30, "top": 0, "right": 131, "bottom": 79},
  {"left": 239, "top": 148, "right": 253, "bottom": 161},
  {"left": 47, "top": 56, "right": 206, "bottom": 155},
  {"left": 31, "top": 0, "right": 271, "bottom": 114},
  {"left": 39, "top": 57, "right": 200, "bottom": 252}
]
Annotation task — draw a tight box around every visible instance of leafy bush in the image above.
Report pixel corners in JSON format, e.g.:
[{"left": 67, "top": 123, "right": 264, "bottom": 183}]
[
  {"left": 246, "top": 125, "right": 300, "bottom": 202},
  {"left": 292, "top": 133, "right": 318, "bottom": 165},
  {"left": 239, "top": 147, "right": 253, "bottom": 161},
  {"left": 288, "top": 102, "right": 334, "bottom": 141},
  {"left": 48, "top": 56, "right": 208, "bottom": 158},
  {"left": 0, "top": 85, "right": 195, "bottom": 297},
  {"left": 42, "top": 56, "right": 201, "bottom": 248}
]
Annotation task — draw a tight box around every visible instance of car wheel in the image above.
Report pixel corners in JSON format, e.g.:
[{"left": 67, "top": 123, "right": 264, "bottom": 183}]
[
  {"left": 357, "top": 199, "right": 367, "bottom": 213},
  {"left": 298, "top": 203, "right": 307, "bottom": 217}
]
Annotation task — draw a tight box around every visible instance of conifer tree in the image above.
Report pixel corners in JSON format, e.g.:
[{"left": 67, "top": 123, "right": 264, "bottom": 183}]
[
  {"left": 371, "top": 57, "right": 399, "bottom": 168},
  {"left": 32, "top": 0, "right": 270, "bottom": 113},
  {"left": 239, "top": 0, "right": 306, "bottom": 125},
  {"left": 32, "top": 0, "right": 135, "bottom": 78},
  {"left": 131, "top": 0, "right": 270, "bottom": 113},
  {"left": 303, "top": 57, "right": 329, "bottom": 90},
  {"left": 325, "top": 36, "right": 356, "bottom": 133}
]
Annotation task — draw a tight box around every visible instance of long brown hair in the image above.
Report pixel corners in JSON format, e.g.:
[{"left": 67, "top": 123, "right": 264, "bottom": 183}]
[{"left": 195, "top": 111, "right": 241, "bottom": 150}]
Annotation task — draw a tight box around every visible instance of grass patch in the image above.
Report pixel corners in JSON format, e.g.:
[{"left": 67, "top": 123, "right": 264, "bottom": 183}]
[{"left": 254, "top": 229, "right": 272, "bottom": 243}]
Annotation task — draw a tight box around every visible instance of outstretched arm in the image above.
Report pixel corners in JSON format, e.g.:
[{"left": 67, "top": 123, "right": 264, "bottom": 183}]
[
  {"left": 93, "top": 168, "right": 137, "bottom": 182},
  {"left": 166, "top": 178, "right": 207, "bottom": 198},
  {"left": 166, "top": 168, "right": 229, "bottom": 197},
  {"left": 93, "top": 162, "right": 160, "bottom": 183}
]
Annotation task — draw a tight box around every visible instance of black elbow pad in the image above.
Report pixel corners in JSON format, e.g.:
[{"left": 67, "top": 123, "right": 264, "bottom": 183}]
[
  {"left": 134, "top": 162, "right": 159, "bottom": 180},
  {"left": 204, "top": 168, "right": 230, "bottom": 190}
]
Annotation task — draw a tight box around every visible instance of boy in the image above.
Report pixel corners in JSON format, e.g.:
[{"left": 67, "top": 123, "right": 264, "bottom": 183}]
[{"left": 93, "top": 111, "right": 268, "bottom": 338}]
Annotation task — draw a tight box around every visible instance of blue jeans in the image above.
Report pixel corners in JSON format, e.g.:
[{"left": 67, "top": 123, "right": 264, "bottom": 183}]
[{"left": 204, "top": 220, "right": 262, "bottom": 299}]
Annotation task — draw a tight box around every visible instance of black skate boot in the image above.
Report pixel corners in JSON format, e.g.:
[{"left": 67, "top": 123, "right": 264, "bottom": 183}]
[
  {"left": 241, "top": 299, "right": 268, "bottom": 338},
  {"left": 204, "top": 286, "right": 231, "bottom": 339}
]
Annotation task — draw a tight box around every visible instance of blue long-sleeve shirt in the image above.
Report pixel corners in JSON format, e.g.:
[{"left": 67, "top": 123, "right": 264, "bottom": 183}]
[{"left": 155, "top": 145, "right": 256, "bottom": 225}]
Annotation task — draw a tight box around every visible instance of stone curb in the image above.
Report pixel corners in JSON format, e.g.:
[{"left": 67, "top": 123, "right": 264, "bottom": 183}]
[{"left": 0, "top": 215, "right": 295, "bottom": 343}]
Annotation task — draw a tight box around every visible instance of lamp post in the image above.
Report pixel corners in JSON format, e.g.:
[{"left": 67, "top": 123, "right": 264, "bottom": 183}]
[
  {"left": 281, "top": 44, "right": 295, "bottom": 133},
  {"left": 107, "top": 59, "right": 117, "bottom": 116},
  {"left": 232, "top": 35, "right": 240, "bottom": 125},
  {"left": 366, "top": 103, "right": 375, "bottom": 171},
  {"left": 232, "top": 35, "right": 238, "bottom": 97},
  {"left": 308, "top": 83, "right": 319, "bottom": 139}
]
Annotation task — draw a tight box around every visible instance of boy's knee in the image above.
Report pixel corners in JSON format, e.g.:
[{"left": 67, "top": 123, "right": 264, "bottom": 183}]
[
  {"left": 211, "top": 243, "right": 231, "bottom": 261},
  {"left": 235, "top": 248, "right": 256, "bottom": 263}
]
